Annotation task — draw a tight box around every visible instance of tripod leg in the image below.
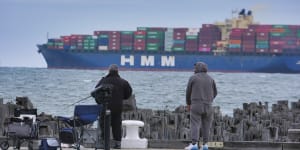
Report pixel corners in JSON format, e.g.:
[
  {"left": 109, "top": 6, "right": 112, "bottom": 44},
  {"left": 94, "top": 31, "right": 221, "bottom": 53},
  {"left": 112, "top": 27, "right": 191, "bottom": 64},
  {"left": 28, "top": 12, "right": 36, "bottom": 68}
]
[{"left": 104, "top": 110, "right": 111, "bottom": 150}]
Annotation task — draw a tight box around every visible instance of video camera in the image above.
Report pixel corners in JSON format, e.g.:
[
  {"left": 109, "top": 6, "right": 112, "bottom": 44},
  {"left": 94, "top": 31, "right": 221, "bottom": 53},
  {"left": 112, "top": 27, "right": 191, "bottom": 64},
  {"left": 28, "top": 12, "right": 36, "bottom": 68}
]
[{"left": 91, "top": 84, "right": 113, "bottom": 104}]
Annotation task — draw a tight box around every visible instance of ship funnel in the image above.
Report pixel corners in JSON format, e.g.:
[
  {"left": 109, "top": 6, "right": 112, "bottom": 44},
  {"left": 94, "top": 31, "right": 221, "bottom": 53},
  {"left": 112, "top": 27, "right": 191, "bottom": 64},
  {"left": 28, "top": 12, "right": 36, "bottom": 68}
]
[
  {"left": 247, "top": 10, "right": 252, "bottom": 16},
  {"left": 239, "top": 9, "right": 246, "bottom": 16}
]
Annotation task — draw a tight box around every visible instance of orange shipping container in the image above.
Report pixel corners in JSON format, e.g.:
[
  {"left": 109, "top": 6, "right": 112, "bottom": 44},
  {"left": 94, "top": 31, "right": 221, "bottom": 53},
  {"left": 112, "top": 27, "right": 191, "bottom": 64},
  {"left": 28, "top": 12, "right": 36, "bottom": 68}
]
[
  {"left": 270, "top": 28, "right": 285, "bottom": 33},
  {"left": 229, "top": 40, "right": 241, "bottom": 44}
]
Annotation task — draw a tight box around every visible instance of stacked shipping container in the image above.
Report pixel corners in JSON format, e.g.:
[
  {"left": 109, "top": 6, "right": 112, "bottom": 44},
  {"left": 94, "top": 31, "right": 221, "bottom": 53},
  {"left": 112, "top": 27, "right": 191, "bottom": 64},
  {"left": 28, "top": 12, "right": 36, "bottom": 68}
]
[
  {"left": 242, "top": 29, "right": 256, "bottom": 53},
  {"left": 199, "top": 24, "right": 221, "bottom": 52},
  {"left": 228, "top": 28, "right": 244, "bottom": 52},
  {"left": 134, "top": 31, "right": 146, "bottom": 50},
  {"left": 185, "top": 28, "right": 199, "bottom": 52},
  {"left": 172, "top": 28, "right": 188, "bottom": 51},
  {"left": 120, "top": 31, "right": 134, "bottom": 50},
  {"left": 46, "top": 24, "right": 300, "bottom": 54},
  {"left": 138, "top": 27, "right": 166, "bottom": 51}
]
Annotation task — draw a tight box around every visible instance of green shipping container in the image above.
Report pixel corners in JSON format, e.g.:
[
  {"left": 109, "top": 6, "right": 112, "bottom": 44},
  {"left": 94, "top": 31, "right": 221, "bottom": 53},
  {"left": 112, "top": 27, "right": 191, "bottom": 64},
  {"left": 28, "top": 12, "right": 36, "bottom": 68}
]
[
  {"left": 99, "top": 35, "right": 109, "bottom": 38},
  {"left": 272, "top": 25, "right": 289, "bottom": 28},
  {"left": 147, "top": 43, "right": 161, "bottom": 47},
  {"left": 256, "top": 44, "right": 269, "bottom": 49},
  {"left": 172, "top": 47, "right": 184, "bottom": 51},
  {"left": 147, "top": 31, "right": 163, "bottom": 35},
  {"left": 47, "top": 42, "right": 54, "bottom": 46},
  {"left": 121, "top": 46, "right": 133, "bottom": 50},
  {"left": 186, "top": 35, "right": 198, "bottom": 39},
  {"left": 135, "top": 35, "right": 145, "bottom": 39},
  {"left": 89, "top": 43, "right": 96, "bottom": 47},
  {"left": 137, "top": 27, "right": 147, "bottom": 31},
  {"left": 85, "top": 35, "right": 93, "bottom": 40},
  {"left": 147, "top": 35, "right": 163, "bottom": 39},
  {"left": 270, "top": 32, "right": 286, "bottom": 37},
  {"left": 146, "top": 47, "right": 159, "bottom": 51},
  {"left": 55, "top": 43, "right": 64, "bottom": 46},
  {"left": 121, "top": 31, "right": 134, "bottom": 35},
  {"left": 256, "top": 41, "right": 268, "bottom": 45}
]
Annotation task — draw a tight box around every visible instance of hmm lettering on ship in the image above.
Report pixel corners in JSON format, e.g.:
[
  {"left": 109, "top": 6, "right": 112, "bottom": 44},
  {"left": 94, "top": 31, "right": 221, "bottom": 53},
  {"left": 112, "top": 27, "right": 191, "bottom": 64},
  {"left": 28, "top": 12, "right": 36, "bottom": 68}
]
[{"left": 120, "top": 55, "right": 175, "bottom": 67}]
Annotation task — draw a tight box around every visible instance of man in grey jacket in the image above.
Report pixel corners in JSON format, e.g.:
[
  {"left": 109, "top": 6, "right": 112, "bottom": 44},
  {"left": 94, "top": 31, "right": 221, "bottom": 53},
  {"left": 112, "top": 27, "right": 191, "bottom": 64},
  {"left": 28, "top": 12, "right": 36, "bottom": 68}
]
[{"left": 185, "top": 62, "right": 217, "bottom": 150}]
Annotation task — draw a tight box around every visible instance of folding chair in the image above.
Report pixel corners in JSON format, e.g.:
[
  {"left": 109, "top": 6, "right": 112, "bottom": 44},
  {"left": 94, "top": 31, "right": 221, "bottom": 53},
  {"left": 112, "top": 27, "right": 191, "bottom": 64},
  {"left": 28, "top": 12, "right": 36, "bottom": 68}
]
[{"left": 57, "top": 104, "right": 102, "bottom": 150}]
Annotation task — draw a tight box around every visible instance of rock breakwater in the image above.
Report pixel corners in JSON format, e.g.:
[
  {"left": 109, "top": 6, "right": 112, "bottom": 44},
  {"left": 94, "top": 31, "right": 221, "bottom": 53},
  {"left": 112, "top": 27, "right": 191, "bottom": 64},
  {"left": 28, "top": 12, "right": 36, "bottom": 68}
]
[{"left": 1, "top": 97, "right": 300, "bottom": 142}]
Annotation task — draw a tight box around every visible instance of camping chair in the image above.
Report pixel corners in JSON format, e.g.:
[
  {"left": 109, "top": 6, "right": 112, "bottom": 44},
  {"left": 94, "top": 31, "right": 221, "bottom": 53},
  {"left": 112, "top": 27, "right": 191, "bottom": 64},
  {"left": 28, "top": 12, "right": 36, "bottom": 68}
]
[{"left": 57, "top": 104, "right": 102, "bottom": 150}]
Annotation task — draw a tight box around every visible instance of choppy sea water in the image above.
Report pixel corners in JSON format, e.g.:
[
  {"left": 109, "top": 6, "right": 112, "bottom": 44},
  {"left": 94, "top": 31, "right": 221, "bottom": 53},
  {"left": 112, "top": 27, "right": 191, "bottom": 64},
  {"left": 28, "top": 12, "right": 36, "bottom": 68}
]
[{"left": 0, "top": 67, "right": 299, "bottom": 117}]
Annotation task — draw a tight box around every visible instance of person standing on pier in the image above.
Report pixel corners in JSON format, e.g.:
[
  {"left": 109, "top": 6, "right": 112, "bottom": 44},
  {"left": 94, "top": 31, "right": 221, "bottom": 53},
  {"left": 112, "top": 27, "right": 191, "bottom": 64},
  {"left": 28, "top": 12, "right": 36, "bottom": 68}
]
[
  {"left": 185, "top": 62, "right": 217, "bottom": 150},
  {"left": 95, "top": 64, "right": 132, "bottom": 149}
]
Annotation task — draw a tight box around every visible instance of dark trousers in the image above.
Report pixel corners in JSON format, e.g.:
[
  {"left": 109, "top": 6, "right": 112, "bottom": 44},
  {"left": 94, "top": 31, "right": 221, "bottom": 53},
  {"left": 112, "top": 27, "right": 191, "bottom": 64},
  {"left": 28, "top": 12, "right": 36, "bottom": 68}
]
[{"left": 101, "top": 110, "right": 122, "bottom": 141}]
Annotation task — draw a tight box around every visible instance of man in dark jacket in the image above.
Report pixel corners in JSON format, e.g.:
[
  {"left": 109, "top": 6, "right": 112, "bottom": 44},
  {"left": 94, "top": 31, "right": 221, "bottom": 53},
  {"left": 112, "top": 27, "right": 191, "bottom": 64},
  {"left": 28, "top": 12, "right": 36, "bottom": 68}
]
[
  {"left": 185, "top": 62, "right": 217, "bottom": 150},
  {"left": 95, "top": 64, "right": 132, "bottom": 149}
]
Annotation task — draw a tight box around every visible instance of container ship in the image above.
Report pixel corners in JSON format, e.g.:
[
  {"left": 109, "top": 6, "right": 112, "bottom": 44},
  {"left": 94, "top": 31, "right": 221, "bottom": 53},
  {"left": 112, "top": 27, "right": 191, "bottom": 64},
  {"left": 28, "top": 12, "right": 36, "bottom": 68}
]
[{"left": 38, "top": 9, "right": 300, "bottom": 73}]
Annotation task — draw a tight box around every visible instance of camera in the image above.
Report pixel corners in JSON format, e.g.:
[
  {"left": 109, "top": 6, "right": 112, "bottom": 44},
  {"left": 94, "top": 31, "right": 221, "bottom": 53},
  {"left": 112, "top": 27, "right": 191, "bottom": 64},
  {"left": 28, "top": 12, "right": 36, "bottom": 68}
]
[{"left": 91, "top": 84, "right": 113, "bottom": 104}]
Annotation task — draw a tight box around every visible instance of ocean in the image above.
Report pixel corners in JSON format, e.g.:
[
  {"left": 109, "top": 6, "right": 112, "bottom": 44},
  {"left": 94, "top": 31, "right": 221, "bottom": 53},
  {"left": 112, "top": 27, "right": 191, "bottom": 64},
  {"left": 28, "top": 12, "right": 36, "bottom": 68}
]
[{"left": 0, "top": 67, "right": 299, "bottom": 117}]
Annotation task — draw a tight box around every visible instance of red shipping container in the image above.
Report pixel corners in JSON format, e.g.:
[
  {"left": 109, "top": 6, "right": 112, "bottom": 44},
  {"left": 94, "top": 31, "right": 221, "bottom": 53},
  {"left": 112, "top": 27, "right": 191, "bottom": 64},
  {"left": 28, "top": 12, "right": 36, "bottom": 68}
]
[
  {"left": 256, "top": 48, "right": 269, "bottom": 53},
  {"left": 256, "top": 37, "right": 269, "bottom": 41},
  {"left": 134, "top": 31, "right": 146, "bottom": 35},
  {"left": 248, "top": 24, "right": 259, "bottom": 30},
  {"left": 255, "top": 25, "right": 272, "bottom": 29},
  {"left": 270, "top": 48, "right": 283, "bottom": 53},
  {"left": 256, "top": 32, "right": 268, "bottom": 37},
  {"left": 243, "top": 41, "right": 255, "bottom": 45},
  {"left": 173, "top": 31, "right": 186, "bottom": 40},
  {"left": 231, "top": 28, "right": 246, "bottom": 33},
  {"left": 61, "top": 36, "right": 71, "bottom": 40},
  {"left": 173, "top": 28, "right": 188, "bottom": 32},
  {"left": 198, "top": 47, "right": 211, "bottom": 52},
  {"left": 297, "top": 40, "right": 300, "bottom": 46},
  {"left": 242, "top": 48, "right": 255, "bottom": 53},
  {"left": 109, "top": 41, "right": 120, "bottom": 46},
  {"left": 108, "top": 44, "right": 120, "bottom": 50},
  {"left": 121, "top": 42, "right": 132, "bottom": 46},
  {"left": 134, "top": 39, "right": 146, "bottom": 44},
  {"left": 147, "top": 39, "right": 161, "bottom": 43},
  {"left": 283, "top": 45, "right": 297, "bottom": 49},
  {"left": 270, "top": 40, "right": 285, "bottom": 46},
  {"left": 186, "top": 48, "right": 198, "bottom": 52},
  {"left": 255, "top": 28, "right": 270, "bottom": 33},
  {"left": 134, "top": 43, "right": 146, "bottom": 47},
  {"left": 134, "top": 46, "right": 145, "bottom": 50},
  {"left": 228, "top": 48, "right": 241, "bottom": 52},
  {"left": 246, "top": 28, "right": 255, "bottom": 32},
  {"left": 94, "top": 31, "right": 113, "bottom": 36},
  {"left": 243, "top": 32, "right": 255, "bottom": 37},
  {"left": 287, "top": 25, "right": 300, "bottom": 29}
]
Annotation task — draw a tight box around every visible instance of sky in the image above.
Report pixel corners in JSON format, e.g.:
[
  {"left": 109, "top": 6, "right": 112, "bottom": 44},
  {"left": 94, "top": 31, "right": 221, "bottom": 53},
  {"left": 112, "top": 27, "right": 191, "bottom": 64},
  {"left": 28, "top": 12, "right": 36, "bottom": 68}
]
[{"left": 0, "top": 0, "right": 300, "bottom": 68}]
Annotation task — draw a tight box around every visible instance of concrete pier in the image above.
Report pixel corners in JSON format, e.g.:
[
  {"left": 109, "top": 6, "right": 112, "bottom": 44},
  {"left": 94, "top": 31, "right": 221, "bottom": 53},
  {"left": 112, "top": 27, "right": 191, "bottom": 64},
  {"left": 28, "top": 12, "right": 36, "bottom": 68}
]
[{"left": 1, "top": 97, "right": 300, "bottom": 149}]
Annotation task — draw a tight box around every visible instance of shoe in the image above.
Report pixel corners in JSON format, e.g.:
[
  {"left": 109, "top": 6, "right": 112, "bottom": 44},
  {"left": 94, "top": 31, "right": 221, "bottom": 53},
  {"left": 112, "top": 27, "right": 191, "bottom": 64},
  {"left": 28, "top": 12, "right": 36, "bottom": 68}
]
[
  {"left": 202, "top": 144, "right": 209, "bottom": 150},
  {"left": 184, "top": 143, "right": 198, "bottom": 150},
  {"left": 113, "top": 141, "right": 121, "bottom": 149}
]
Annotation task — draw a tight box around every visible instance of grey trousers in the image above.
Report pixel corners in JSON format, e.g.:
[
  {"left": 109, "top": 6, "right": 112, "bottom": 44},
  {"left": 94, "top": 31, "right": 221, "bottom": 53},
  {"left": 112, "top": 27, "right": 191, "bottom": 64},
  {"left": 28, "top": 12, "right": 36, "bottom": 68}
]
[{"left": 190, "top": 103, "right": 213, "bottom": 144}]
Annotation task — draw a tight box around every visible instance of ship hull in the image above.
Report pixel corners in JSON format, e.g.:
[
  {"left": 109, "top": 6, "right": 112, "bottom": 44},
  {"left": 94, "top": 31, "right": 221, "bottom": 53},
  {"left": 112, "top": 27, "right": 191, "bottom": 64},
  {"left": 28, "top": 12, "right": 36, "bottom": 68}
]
[{"left": 38, "top": 45, "right": 300, "bottom": 73}]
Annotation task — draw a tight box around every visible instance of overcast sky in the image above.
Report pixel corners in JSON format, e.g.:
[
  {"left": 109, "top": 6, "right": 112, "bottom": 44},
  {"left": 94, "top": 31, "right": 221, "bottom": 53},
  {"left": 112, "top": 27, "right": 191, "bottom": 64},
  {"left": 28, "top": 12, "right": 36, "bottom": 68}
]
[{"left": 1, "top": 0, "right": 300, "bottom": 68}]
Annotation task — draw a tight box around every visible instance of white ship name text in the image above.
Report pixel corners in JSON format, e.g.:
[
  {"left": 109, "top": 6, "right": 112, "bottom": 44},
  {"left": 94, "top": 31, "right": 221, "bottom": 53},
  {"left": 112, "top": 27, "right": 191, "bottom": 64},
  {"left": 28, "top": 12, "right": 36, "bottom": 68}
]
[{"left": 121, "top": 55, "right": 175, "bottom": 67}]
